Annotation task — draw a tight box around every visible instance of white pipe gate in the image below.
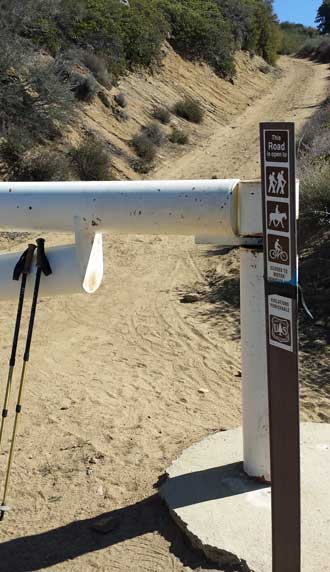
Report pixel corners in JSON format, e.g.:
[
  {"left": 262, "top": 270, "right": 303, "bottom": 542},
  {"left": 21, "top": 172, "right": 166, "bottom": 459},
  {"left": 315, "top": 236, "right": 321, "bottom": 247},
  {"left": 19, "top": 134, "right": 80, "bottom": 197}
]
[{"left": 0, "top": 178, "right": 279, "bottom": 481}]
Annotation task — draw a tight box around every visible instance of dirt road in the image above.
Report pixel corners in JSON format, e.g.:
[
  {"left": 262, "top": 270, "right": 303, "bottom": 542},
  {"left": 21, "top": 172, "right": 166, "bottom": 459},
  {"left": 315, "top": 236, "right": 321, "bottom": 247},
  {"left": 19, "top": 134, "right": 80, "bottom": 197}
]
[
  {"left": 155, "top": 56, "right": 330, "bottom": 180},
  {"left": 0, "top": 57, "right": 329, "bottom": 572}
]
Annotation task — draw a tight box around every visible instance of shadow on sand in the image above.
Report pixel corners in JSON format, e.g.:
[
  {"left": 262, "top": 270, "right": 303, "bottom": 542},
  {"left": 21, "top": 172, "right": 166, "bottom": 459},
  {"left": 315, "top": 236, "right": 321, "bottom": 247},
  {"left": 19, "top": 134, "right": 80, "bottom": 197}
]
[{"left": 0, "top": 492, "right": 252, "bottom": 572}]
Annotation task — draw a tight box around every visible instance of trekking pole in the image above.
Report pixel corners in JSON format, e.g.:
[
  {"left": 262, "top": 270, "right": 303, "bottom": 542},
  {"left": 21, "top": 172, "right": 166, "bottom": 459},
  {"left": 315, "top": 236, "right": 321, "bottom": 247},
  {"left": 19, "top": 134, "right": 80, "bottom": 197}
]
[
  {"left": 0, "top": 244, "right": 36, "bottom": 453},
  {"left": 0, "top": 238, "right": 52, "bottom": 520}
]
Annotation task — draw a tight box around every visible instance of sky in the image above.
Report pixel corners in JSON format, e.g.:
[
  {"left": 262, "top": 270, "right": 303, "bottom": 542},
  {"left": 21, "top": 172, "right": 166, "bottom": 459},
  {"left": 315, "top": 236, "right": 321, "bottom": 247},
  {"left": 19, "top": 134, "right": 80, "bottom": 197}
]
[{"left": 273, "top": 0, "right": 320, "bottom": 27}]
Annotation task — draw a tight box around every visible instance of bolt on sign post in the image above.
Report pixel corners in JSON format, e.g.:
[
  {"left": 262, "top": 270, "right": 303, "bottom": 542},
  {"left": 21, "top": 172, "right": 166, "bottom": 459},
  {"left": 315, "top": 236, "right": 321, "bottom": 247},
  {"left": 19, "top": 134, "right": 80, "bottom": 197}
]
[{"left": 260, "top": 123, "right": 300, "bottom": 572}]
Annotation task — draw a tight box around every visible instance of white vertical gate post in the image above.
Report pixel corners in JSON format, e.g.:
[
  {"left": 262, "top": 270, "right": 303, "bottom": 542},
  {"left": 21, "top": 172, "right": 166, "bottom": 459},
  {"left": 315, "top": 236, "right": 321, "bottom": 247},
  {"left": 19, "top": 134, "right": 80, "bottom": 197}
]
[{"left": 240, "top": 247, "right": 270, "bottom": 481}]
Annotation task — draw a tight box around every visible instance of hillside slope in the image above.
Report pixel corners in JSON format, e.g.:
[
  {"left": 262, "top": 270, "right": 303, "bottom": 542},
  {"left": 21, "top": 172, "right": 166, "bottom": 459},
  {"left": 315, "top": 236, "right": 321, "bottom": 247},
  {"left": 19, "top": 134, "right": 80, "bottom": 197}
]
[{"left": 78, "top": 45, "right": 278, "bottom": 179}]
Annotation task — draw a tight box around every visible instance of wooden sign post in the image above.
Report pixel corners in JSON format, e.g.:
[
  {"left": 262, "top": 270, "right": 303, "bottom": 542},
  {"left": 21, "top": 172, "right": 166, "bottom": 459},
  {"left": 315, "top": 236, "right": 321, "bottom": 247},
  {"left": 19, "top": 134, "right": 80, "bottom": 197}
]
[{"left": 260, "top": 123, "right": 301, "bottom": 572}]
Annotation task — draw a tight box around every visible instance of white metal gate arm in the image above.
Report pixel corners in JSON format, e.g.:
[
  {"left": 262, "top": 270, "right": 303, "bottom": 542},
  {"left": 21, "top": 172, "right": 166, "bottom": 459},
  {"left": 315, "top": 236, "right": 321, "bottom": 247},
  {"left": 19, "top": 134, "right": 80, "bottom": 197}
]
[{"left": 0, "top": 180, "right": 241, "bottom": 238}]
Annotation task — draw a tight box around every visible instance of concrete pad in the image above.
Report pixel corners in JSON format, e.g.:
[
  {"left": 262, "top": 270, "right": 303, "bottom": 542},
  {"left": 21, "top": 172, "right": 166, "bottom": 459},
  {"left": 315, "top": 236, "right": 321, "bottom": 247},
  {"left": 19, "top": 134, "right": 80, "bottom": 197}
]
[{"left": 160, "top": 423, "right": 330, "bottom": 572}]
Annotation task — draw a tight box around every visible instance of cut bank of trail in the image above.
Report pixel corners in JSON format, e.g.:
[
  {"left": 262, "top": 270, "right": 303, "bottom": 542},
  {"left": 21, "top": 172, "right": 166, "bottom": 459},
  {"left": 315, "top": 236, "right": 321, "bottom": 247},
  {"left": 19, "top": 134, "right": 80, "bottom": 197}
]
[{"left": 0, "top": 56, "right": 329, "bottom": 572}]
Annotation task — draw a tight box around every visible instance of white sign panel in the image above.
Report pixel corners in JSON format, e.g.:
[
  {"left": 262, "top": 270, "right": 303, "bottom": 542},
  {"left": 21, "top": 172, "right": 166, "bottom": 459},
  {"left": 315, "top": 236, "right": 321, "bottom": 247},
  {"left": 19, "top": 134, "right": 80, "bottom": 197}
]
[{"left": 263, "top": 130, "right": 293, "bottom": 283}]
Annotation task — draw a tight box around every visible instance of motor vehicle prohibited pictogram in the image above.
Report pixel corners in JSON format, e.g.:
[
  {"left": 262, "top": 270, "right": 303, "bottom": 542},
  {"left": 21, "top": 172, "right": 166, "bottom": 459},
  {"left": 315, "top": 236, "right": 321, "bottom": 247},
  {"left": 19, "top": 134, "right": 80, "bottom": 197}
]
[{"left": 260, "top": 123, "right": 300, "bottom": 572}]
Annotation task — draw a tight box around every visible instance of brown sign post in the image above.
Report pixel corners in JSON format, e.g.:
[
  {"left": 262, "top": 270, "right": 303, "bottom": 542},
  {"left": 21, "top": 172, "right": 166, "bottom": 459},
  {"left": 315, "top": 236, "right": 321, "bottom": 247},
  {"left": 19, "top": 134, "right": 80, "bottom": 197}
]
[{"left": 260, "top": 123, "right": 300, "bottom": 572}]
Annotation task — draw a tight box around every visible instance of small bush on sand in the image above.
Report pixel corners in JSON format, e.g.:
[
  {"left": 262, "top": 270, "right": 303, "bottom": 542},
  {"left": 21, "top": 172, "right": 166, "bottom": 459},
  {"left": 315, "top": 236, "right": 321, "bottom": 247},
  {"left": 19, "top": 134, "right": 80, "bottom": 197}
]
[
  {"left": 0, "top": 128, "right": 32, "bottom": 169},
  {"left": 98, "top": 91, "right": 111, "bottom": 108},
  {"left": 132, "top": 133, "right": 157, "bottom": 163},
  {"left": 131, "top": 157, "right": 153, "bottom": 174},
  {"left": 297, "top": 98, "right": 330, "bottom": 239},
  {"left": 13, "top": 152, "right": 68, "bottom": 182},
  {"left": 71, "top": 135, "right": 112, "bottom": 180},
  {"left": 173, "top": 98, "right": 204, "bottom": 124},
  {"left": 132, "top": 122, "right": 164, "bottom": 163},
  {"left": 73, "top": 75, "right": 99, "bottom": 102},
  {"left": 299, "top": 162, "right": 330, "bottom": 238},
  {"left": 142, "top": 122, "right": 164, "bottom": 146},
  {"left": 81, "top": 52, "right": 112, "bottom": 88},
  {"left": 114, "top": 92, "right": 127, "bottom": 108},
  {"left": 152, "top": 106, "right": 171, "bottom": 124},
  {"left": 113, "top": 107, "right": 129, "bottom": 122},
  {"left": 169, "top": 127, "right": 189, "bottom": 145}
]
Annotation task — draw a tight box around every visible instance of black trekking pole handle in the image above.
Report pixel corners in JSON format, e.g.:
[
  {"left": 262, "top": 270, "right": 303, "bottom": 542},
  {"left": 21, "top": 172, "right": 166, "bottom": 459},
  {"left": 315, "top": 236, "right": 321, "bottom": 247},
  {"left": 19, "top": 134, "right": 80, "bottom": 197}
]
[
  {"left": 23, "top": 244, "right": 37, "bottom": 275},
  {"left": 13, "top": 243, "right": 36, "bottom": 282},
  {"left": 23, "top": 239, "right": 52, "bottom": 363},
  {"left": 36, "top": 238, "right": 52, "bottom": 276},
  {"left": 9, "top": 244, "right": 37, "bottom": 368}
]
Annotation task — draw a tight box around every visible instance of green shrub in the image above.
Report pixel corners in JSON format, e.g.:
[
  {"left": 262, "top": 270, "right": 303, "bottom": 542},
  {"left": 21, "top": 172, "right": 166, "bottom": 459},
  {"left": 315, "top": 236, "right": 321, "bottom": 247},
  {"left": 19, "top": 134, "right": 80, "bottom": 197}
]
[
  {"left": 173, "top": 98, "right": 204, "bottom": 124},
  {"left": 152, "top": 106, "right": 171, "bottom": 124},
  {"left": 71, "top": 135, "right": 112, "bottom": 180},
  {"left": 160, "top": 0, "right": 235, "bottom": 77},
  {"left": 21, "top": 0, "right": 168, "bottom": 75},
  {"left": 121, "top": 0, "right": 169, "bottom": 68},
  {"left": 280, "top": 22, "right": 319, "bottom": 55},
  {"left": 1, "top": 0, "right": 283, "bottom": 87},
  {"left": 169, "top": 127, "right": 189, "bottom": 145},
  {"left": 250, "top": 1, "right": 282, "bottom": 65},
  {"left": 215, "top": 0, "right": 254, "bottom": 49}
]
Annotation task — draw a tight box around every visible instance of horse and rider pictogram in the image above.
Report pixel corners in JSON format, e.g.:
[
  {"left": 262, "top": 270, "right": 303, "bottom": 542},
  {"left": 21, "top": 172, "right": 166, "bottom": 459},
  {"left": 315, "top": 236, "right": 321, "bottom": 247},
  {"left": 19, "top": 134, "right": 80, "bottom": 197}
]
[{"left": 267, "top": 202, "right": 289, "bottom": 233}]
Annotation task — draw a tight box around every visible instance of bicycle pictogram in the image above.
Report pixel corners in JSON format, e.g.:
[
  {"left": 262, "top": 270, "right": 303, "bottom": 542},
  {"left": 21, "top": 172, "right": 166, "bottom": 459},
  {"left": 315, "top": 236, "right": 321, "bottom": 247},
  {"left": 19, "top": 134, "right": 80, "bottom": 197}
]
[{"left": 269, "top": 239, "right": 289, "bottom": 263}]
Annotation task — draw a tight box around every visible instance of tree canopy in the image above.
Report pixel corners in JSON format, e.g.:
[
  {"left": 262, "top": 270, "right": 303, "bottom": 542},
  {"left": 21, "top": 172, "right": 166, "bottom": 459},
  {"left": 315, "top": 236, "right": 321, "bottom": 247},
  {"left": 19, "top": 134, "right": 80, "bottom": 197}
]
[{"left": 316, "top": 0, "right": 330, "bottom": 34}]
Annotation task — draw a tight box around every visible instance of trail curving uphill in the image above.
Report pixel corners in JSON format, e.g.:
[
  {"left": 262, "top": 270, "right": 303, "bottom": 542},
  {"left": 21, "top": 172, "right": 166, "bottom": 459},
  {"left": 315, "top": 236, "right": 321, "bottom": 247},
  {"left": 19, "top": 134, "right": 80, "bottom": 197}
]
[
  {"left": 0, "top": 57, "right": 329, "bottom": 572},
  {"left": 155, "top": 56, "right": 330, "bottom": 181}
]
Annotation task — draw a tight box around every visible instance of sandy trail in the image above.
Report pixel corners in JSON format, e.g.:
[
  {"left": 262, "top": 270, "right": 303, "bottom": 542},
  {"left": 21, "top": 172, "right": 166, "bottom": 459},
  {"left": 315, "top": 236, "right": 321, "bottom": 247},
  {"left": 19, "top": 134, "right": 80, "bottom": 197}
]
[
  {"left": 155, "top": 57, "right": 330, "bottom": 180},
  {"left": 0, "top": 57, "right": 329, "bottom": 572}
]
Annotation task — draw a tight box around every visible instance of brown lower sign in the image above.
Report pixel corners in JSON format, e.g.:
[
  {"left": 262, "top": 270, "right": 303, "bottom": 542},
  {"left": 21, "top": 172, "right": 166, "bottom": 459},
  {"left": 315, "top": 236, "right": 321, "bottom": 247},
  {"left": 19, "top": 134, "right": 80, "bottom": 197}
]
[{"left": 260, "top": 123, "right": 301, "bottom": 572}]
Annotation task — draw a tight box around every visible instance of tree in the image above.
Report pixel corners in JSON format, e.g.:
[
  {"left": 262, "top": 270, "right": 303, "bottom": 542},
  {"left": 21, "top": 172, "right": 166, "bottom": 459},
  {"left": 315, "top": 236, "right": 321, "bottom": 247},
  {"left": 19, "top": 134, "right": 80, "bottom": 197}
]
[{"left": 316, "top": 0, "right": 330, "bottom": 34}]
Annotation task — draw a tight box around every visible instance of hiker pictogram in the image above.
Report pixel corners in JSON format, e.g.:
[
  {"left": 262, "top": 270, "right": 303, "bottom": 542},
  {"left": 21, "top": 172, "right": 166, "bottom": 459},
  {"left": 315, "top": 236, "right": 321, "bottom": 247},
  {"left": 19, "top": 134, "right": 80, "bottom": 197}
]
[
  {"left": 268, "top": 203, "right": 289, "bottom": 231},
  {"left": 268, "top": 170, "right": 287, "bottom": 195},
  {"left": 266, "top": 167, "right": 289, "bottom": 198}
]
